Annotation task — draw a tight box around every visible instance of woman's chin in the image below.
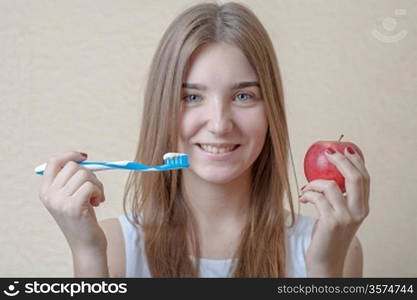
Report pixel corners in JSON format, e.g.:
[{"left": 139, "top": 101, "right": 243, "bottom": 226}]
[{"left": 188, "top": 167, "right": 242, "bottom": 185}]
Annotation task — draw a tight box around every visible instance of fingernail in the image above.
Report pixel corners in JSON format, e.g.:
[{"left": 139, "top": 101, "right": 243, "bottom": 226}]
[
  {"left": 80, "top": 152, "right": 88, "bottom": 158},
  {"left": 325, "top": 147, "right": 335, "bottom": 155},
  {"left": 347, "top": 146, "right": 355, "bottom": 154}
]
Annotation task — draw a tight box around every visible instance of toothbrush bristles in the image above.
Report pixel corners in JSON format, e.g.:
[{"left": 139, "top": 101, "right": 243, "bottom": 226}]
[{"left": 163, "top": 152, "right": 189, "bottom": 167}]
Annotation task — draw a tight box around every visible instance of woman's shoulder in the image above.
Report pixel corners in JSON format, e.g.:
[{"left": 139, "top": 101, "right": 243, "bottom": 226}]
[
  {"left": 99, "top": 218, "right": 126, "bottom": 277},
  {"left": 112, "top": 213, "right": 151, "bottom": 278},
  {"left": 117, "top": 213, "right": 143, "bottom": 235},
  {"left": 284, "top": 209, "right": 317, "bottom": 224},
  {"left": 284, "top": 210, "right": 317, "bottom": 237}
]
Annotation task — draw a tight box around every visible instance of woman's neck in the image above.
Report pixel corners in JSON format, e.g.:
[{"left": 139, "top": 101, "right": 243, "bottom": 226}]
[{"left": 181, "top": 168, "right": 251, "bottom": 231}]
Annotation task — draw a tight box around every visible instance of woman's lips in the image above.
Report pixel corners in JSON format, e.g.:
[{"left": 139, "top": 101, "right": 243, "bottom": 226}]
[
  {"left": 197, "top": 143, "right": 240, "bottom": 151},
  {"left": 195, "top": 143, "right": 241, "bottom": 160}
]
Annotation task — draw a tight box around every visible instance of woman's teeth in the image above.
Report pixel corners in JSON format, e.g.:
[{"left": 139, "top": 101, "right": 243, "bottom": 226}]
[{"left": 199, "top": 144, "right": 238, "bottom": 154}]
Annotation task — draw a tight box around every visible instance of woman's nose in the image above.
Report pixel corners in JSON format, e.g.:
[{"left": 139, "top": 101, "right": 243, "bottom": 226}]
[{"left": 206, "top": 99, "right": 233, "bottom": 135}]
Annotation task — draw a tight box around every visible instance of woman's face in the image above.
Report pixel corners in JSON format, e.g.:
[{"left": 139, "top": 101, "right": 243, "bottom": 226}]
[{"left": 178, "top": 42, "right": 268, "bottom": 184}]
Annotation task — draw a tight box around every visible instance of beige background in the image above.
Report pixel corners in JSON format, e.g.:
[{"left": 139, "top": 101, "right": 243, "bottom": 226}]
[{"left": 0, "top": 0, "right": 415, "bottom": 277}]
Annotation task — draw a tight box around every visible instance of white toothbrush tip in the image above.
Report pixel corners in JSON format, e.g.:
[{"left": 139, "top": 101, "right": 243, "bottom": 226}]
[
  {"left": 35, "top": 163, "right": 47, "bottom": 173},
  {"left": 163, "top": 152, "right": 187, "bottom": 160}
]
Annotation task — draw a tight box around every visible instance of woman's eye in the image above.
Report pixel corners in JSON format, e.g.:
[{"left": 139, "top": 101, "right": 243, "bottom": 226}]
[
  {"left": 234, "top": 93, "right": 253, "bottom": 102},
  {"left": 182, "top": 93, "right": 255, "bottom": 104},
  {"left": 183, "top": 94, "right": 201, "bottom": 103}
]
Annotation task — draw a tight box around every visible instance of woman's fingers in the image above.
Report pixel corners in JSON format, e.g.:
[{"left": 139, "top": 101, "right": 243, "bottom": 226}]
[
  {"left": 39, "top": 151, "right": 105, "bottom": 209},
  {"left": 63, "top": 168, "right": 105, "bottom": 206},
  {"left": 40, "top": 151, "right": 87, "bottom": 200},
  {"left": 51, "top": 161, "right": 81, "bottom": 189},
  {"left": 343, "top": 147, "right": 369, "bottom": 179},
  {"left": 343, "top": 147, "right": 371, "bottom": 213},
  {"left": 72, "top": 181, "right": 102, "bottom": 210},
  {"left": 301, "top": 179, "right": 347, "bottom": 215},
  {"left": 299, "top": 190, "right": 334, "bottom": 219},
  {"left": 324, "top": 149, "right": 369, "bottom": 222}
]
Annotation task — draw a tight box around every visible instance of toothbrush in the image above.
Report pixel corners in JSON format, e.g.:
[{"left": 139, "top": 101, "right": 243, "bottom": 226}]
[{"left": 34, "top": 153, "right": 189, "bottom": 175}]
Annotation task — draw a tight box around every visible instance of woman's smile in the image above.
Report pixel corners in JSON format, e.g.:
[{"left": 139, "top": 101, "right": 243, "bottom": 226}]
[{"left": 195, "top": 143, "right": 242, "bottom": 161}]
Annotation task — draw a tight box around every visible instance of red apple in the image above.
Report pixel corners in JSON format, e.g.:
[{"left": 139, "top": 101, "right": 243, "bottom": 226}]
[{"left": 303, "top": 135, "right": 364, "bottom": 193}]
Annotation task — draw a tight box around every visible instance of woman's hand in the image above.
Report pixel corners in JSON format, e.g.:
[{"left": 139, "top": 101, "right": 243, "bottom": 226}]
[
  {"left": 38, "top": 151, "right": 107, "bottom": 254},
  {"left": 299, "top": 146, "right": 370, "bottom": 277}
]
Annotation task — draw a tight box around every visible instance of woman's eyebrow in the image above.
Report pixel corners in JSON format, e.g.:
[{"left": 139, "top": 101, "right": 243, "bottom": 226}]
[
  {"left": 182, "top": 81, "right": 260, "bottom": 90},
  {"left": 231, "top": 81, "right": 260, "bottom": 89},
  {"left": 182, "top": 83, "right": 206, "bottom": 90}
]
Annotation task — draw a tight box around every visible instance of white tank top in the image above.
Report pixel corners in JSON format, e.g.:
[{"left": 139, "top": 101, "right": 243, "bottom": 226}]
[{"left": 117, "top": 213, "right": 317, "bottom": 277}]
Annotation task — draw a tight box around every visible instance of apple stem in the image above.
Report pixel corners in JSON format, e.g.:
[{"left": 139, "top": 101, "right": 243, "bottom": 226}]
[{"left": 338, "top": 134, "right": 344, "bottom": 142}]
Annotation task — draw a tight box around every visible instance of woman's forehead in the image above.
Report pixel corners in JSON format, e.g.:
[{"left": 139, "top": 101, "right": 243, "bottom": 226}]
[{"left": 183, "top": 43, "right": 258, "bottom": 87}]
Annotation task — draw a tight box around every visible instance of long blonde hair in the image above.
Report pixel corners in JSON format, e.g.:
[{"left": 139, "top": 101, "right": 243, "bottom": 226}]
[{"left": 123, "top": 1, "right": 298, "bottom": 277}]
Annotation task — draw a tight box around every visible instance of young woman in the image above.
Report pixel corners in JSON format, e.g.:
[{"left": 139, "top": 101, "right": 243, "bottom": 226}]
[{"left": 39, "top": 2, "right": 370, "bottom": 277}]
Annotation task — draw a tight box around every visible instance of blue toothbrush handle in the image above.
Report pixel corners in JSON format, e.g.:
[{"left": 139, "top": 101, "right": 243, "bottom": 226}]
[
  {"left": 79, "top": 161, "right": 151, "bottom": 170},
  {"left": 34, "top": 160, "right": 151, "bottom": 175}
]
